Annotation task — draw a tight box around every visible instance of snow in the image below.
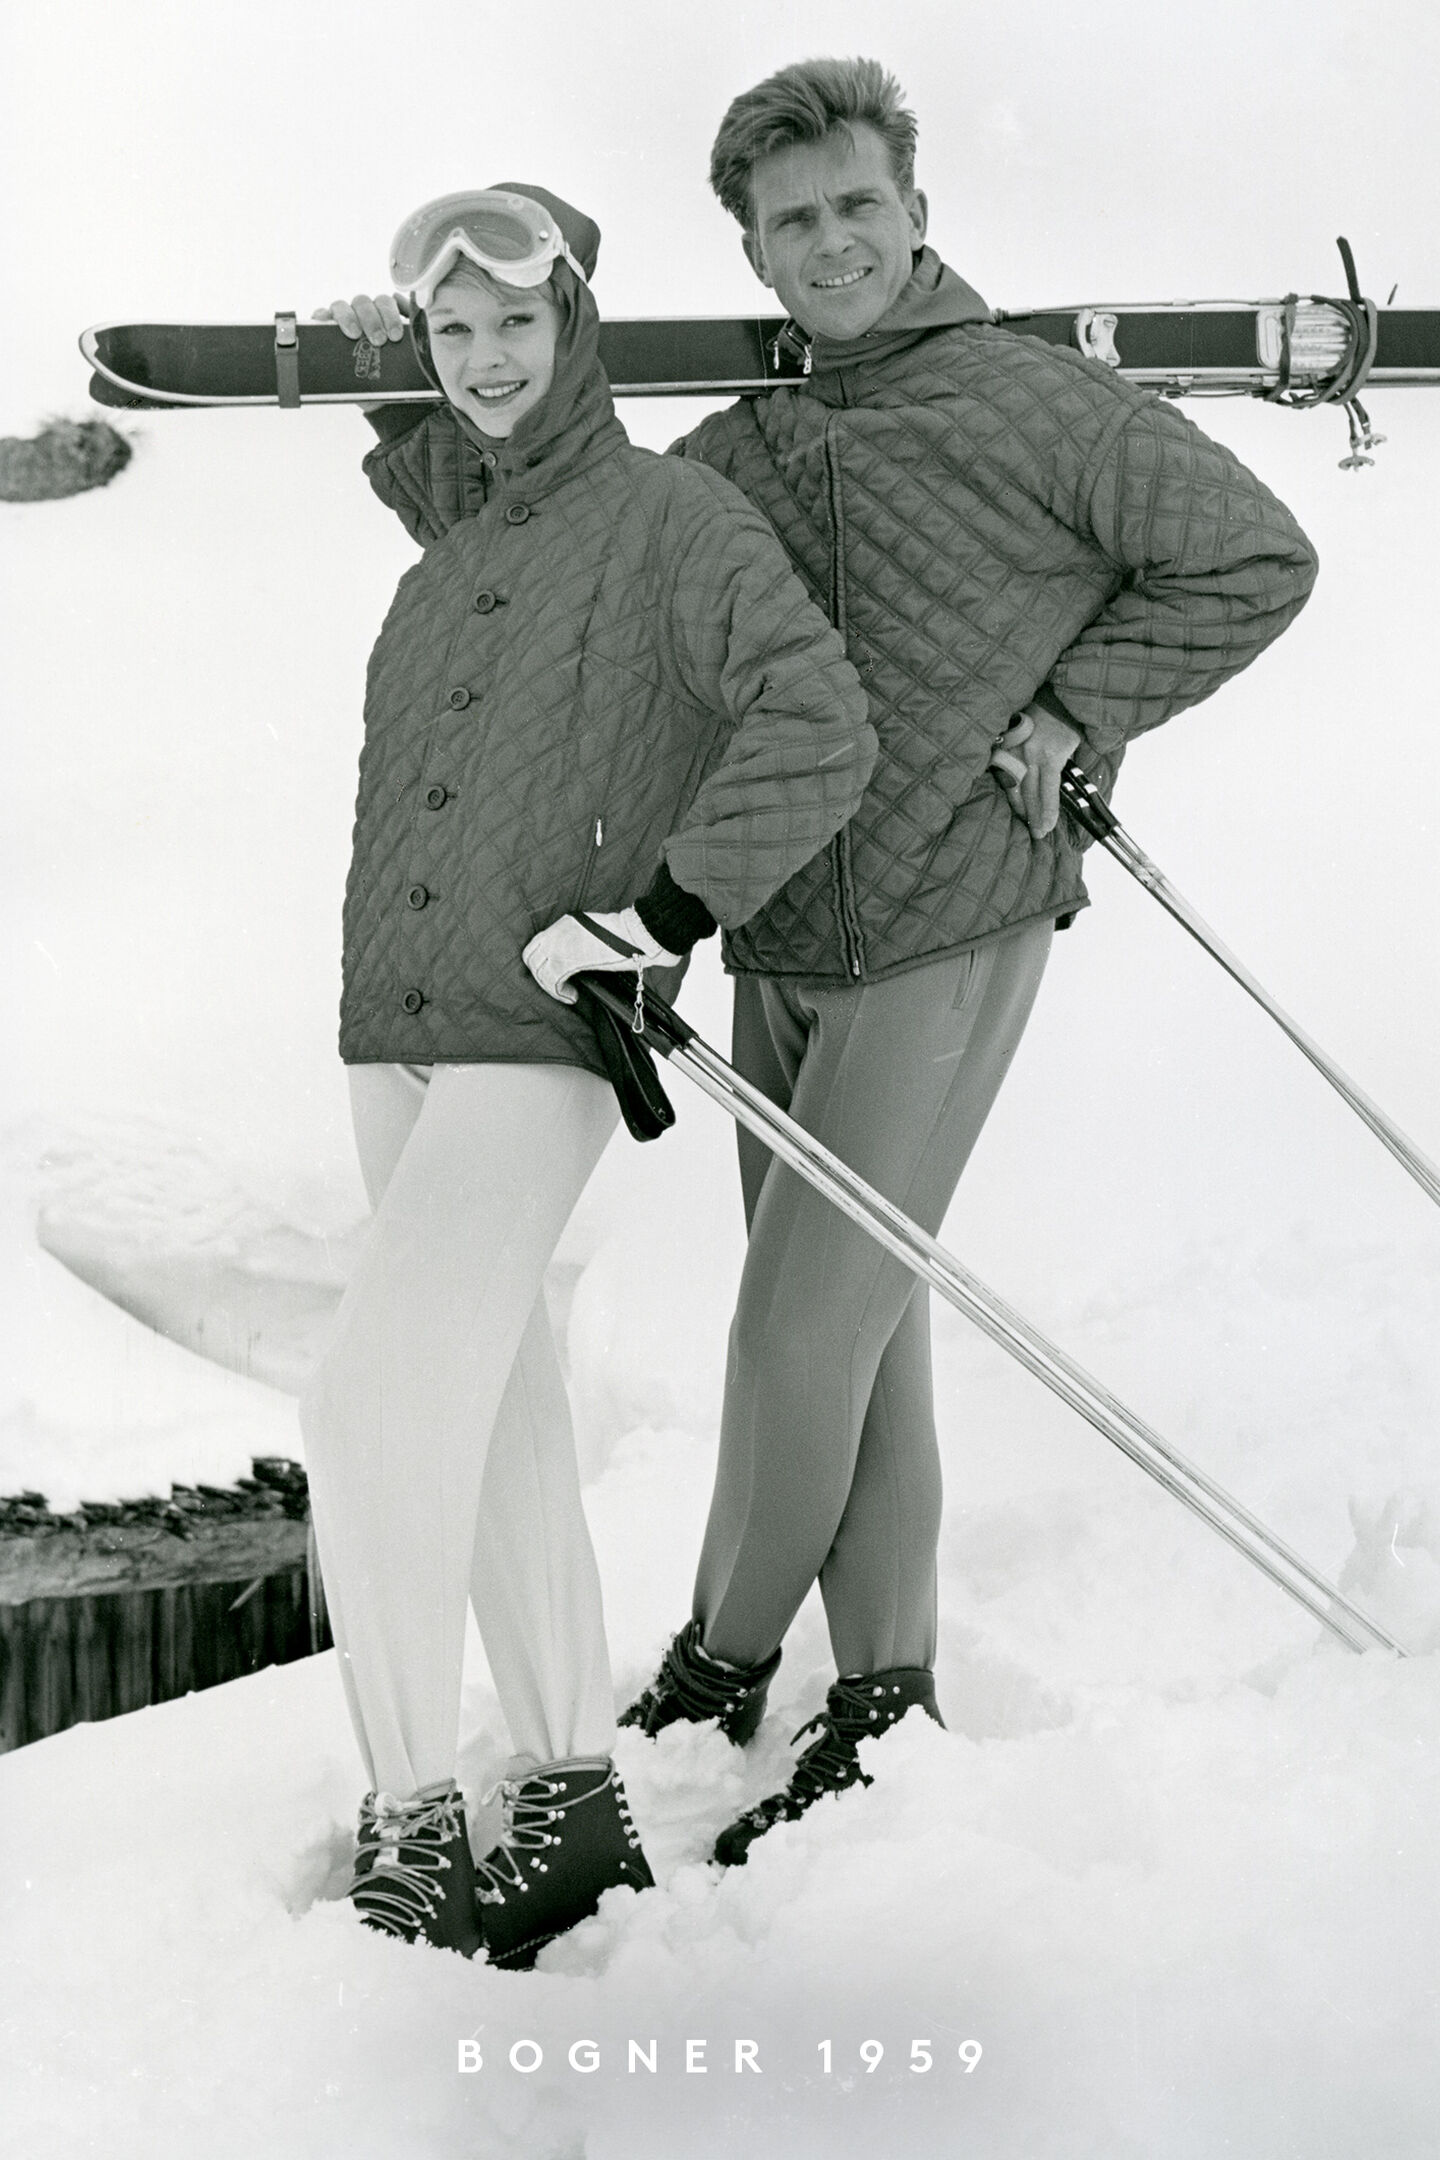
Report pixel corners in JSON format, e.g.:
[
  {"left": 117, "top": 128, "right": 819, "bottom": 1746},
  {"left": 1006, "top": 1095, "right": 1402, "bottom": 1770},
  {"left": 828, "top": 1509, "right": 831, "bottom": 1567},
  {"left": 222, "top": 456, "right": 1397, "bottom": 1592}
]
[
  {"left": 5, "top": 412, "right": 1438, "bottom": 2160},
  {"left": 4, "top": 1494, "right": 1439, "bottom": 2157},
  {"left": 5, "top": 4, "right": 1440, "bottom": 2147}
]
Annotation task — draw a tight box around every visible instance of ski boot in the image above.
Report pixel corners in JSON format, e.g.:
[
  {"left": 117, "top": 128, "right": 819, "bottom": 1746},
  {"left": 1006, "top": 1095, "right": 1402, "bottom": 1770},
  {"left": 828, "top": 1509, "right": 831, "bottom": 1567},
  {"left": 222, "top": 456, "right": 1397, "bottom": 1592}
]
[
  {"left": 619, "top": 1618, "right": 780, "bottom": 1745},
  {"left": 713, "top": 1667, "right": 942, "bottom": 1867},
  {"left": 347, "top": 1779, "right": 483, "bottom": 1956},
  {"left": 473, "top": 1756, "right": 654, "bottom": 1971}
]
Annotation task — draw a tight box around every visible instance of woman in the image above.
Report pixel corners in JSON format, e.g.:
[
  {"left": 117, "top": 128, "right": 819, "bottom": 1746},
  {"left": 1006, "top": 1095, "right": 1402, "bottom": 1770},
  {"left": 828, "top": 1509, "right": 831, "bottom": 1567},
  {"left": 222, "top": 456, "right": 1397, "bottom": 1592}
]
[{"left": 302, "top": 184, "right": 874, "bottom": 1966}]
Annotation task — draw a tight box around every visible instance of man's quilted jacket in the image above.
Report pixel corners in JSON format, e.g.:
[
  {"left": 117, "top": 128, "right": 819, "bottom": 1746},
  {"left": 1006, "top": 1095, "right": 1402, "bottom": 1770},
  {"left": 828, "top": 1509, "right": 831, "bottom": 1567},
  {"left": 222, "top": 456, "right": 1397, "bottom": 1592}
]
[
  {"left": 339, "top": 268, "right": 873, "bottom": 1072},
  {"left": 677, "top": 250, "right": 1319, "bottom": 983}
]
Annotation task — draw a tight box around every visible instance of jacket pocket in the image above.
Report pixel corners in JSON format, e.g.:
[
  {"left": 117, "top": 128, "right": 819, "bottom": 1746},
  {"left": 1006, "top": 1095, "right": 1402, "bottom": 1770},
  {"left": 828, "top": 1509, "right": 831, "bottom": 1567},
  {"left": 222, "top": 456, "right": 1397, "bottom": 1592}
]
[{"left": 572, "top": 813, "right": 606, "bottom": 913}]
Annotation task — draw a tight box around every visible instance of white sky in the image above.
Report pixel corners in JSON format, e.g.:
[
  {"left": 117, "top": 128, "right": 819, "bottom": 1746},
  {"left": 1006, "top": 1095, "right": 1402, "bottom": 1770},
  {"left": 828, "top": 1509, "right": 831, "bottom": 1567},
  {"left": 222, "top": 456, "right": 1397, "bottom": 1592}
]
[
  {"left": 2, "top": 0, "right": 1437, "bottom": 1268},
  {"left": 2, "top": 0, "right": 1436, "bottom": 426}
]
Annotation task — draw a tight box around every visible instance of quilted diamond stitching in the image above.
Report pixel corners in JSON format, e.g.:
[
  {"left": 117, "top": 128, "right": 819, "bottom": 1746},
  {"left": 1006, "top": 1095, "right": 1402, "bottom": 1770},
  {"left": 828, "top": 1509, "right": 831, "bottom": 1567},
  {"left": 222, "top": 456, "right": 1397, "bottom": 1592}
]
[
  {"left": 341, "top": 419, "right": 871, "bottom": 1066},
  {"left": 683, "top": 321, "right": 1316, "bottom": 979}
]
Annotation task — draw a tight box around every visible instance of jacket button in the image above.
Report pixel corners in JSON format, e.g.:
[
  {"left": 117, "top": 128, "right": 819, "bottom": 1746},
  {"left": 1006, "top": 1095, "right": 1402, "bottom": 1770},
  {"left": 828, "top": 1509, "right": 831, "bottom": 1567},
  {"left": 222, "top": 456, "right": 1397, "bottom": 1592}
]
[
  {"left": 447, "top": 686, "right": 472, "bottom": 708},
  {"left": 504, "top": 504, "right": 530, "bottom": 525},
  {"left": 401, "top": 989, "right": 425, "bottom": 1014},
  {"left": 406, "top": 884, "right": 429, "bottom": 910},
  {"left": 424, "top": 785, "right": 448, "bottom": 809},
  {"left": 473, "top": 590, "right": 499, "bottom": 614}
]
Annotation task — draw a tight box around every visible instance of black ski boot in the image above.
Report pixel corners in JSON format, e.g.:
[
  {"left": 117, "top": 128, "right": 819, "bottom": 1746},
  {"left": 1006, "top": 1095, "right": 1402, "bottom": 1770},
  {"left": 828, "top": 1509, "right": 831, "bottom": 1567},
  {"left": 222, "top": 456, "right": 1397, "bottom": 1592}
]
[
  {"left": 473, "top": 1755, "right": 654, "bottom": 1971},
  {"left": 713, "top": 1667, "right": 942, "bottom": 1868},
  {"left": 347, "top": 1779, "right": 483, "bottom": 1956},
  {"left": 619, "top": 1618, "right": 781, "bottom": 1746}
]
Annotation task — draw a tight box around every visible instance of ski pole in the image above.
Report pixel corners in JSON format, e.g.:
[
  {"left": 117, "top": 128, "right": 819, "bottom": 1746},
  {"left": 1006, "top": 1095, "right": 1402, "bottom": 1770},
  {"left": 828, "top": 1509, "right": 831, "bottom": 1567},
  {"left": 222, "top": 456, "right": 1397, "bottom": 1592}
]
[
  {"left": 1057, "top": 763, "right": 1440, "bottom": 1210},
  {"left": 573, "top": 970, "right": 1403, "bottom": 1658}
]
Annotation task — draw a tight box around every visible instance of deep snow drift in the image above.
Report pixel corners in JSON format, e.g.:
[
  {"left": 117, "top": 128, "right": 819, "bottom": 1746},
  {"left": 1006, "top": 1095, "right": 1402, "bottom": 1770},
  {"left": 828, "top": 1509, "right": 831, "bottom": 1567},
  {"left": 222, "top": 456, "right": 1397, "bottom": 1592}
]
[{"left": 4, "top": 375, "right": 1440, "bottom": 2156}]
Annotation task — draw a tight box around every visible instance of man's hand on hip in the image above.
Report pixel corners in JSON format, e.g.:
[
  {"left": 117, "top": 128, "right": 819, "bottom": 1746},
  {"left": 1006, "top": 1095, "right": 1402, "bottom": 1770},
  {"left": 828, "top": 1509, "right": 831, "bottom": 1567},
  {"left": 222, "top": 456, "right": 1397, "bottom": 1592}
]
[{"left": 989, "top": 708, "right": 1082, "bottom": 838}]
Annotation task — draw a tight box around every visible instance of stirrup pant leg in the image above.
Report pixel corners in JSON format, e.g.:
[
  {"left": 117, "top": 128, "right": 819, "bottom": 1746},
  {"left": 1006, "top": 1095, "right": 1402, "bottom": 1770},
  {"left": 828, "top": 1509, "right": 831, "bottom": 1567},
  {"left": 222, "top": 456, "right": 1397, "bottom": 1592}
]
[
  {"left": 467, "top": 1297, "right": 617, "bottom": 1764},
  {"left": 301, "top": 1062, "right": 617, "bottom": 1799},
  {"left": 695, "top": 925, "right": 1052, "bottom": 1673}
]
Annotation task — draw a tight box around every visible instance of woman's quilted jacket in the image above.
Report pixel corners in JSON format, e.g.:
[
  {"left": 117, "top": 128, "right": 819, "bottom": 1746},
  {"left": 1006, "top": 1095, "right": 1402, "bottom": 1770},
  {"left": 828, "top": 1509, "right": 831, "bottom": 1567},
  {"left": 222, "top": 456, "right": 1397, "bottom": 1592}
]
[
  {"left": 339, "top": 260, "right": 873, "bottom": 1073},
  {"left": 678, "top": 250, "right": 1320, "bottom": 983}
]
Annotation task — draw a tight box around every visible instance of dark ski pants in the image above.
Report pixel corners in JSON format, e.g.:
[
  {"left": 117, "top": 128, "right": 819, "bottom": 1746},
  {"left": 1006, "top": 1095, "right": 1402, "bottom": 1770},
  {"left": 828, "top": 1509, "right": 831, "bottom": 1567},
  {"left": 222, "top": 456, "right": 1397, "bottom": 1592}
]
[{"left": 694, "top": 922, "right": 1053, "bottom": 1677}]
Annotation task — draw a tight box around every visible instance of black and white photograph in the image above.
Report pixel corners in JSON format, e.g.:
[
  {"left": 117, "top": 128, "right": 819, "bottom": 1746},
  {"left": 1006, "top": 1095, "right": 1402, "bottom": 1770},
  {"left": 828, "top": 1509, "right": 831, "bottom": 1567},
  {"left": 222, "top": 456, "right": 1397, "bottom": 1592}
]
[{"left": 2, "top": 2, "right": 1437, "bottom": 2154}]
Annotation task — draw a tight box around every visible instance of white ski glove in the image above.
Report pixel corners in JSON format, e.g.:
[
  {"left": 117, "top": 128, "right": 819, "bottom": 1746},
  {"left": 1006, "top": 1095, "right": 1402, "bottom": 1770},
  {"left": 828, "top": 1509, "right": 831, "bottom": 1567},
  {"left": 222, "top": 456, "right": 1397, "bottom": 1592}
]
[{"left": 522, "top": 908, "right": 681, "bottom": 1006}]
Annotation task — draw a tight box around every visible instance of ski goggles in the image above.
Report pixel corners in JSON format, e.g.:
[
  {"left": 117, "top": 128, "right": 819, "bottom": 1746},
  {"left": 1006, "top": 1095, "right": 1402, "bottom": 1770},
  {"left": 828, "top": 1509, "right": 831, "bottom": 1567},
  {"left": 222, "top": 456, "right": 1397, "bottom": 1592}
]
[{"left": 389, "top": 190, "right": 587, "bottom": 308}]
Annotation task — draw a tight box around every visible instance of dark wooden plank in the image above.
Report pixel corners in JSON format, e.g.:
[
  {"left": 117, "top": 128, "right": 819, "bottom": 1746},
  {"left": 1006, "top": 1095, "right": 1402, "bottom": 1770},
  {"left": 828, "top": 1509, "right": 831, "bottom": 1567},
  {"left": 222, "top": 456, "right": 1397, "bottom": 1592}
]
[
  {"left": 0, "top": 1605, "right": 23, "bottom": 1752},
  {"left": 115, "top": 1588, "right": 154, "bottom": 1717},
  {"left": 71, "top": 1593, "right": 102, "bottom": 1724},
  {"left": 38, "top": 1598, "right": 76, "bottom": 1748}
]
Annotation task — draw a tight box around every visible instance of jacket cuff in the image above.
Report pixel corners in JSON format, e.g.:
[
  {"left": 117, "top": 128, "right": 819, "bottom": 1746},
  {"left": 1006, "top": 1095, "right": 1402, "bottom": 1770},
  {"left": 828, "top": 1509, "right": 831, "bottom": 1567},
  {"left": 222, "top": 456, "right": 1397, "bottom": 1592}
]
[
  {"left": 634, "top": 861, "right": 719, "bottom": 953},
  {"left": 1029, "top": 680, "right": 1080, "bottom": 729}
]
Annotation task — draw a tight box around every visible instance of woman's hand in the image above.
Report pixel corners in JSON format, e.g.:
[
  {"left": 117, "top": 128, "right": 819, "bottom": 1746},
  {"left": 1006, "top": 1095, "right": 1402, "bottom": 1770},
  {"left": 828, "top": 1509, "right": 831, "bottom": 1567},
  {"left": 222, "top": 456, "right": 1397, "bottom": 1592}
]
[
  {"left": 989, "top": 708, "right": 1082, "bottom": 838},
  {"left": 523, "top": 910, "right": 680, "bottom": 1005},
  {"left": 312, "top": 293, "right": 411, "bottom": 343}
]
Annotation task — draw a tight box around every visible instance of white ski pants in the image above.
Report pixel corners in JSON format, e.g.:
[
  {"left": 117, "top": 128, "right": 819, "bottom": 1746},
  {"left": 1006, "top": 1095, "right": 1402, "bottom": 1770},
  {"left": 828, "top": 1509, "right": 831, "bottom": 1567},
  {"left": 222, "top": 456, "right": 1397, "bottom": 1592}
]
[{"left": 300, "top": 1061, "right": 619, "bottom": 1800}]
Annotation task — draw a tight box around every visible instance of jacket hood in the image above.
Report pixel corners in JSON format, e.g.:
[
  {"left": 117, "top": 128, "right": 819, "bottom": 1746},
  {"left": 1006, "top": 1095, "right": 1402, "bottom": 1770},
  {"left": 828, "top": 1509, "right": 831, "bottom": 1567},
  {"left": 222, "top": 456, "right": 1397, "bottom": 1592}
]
[
  {"left": 408, "top": 181, "right": 621, "bottom": 496},
  {"left": 795, "top": 246, "right": 991, "bottom": 375},
  {"left": 488, "top": 180, "right": 601, "bottom": 281}
]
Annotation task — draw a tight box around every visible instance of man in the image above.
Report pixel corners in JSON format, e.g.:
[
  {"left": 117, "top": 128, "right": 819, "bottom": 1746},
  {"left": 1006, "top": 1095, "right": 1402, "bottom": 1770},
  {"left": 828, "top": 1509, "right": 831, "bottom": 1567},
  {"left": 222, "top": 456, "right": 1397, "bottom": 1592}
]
[{"left": 619, "top": 56, "right": 1318, "bottom": 1864}]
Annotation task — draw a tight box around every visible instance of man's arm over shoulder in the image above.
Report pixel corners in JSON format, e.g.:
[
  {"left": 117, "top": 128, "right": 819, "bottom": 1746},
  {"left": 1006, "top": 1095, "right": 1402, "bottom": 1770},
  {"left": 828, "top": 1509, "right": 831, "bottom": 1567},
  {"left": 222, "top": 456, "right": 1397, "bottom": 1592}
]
[
  {"left": 666, "top": 399, "right": 755, "bottom": 471},
  {"left": 1042, "top": 396, "right": 1319, "bottom": 751}
]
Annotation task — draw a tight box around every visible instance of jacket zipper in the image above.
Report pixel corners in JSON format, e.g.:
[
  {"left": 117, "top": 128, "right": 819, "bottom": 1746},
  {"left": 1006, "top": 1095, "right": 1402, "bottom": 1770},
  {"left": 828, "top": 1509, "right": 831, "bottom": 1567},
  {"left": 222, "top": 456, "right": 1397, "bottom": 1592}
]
[{"left": 823, "top": 421, "right": 865, "bottom": 980}]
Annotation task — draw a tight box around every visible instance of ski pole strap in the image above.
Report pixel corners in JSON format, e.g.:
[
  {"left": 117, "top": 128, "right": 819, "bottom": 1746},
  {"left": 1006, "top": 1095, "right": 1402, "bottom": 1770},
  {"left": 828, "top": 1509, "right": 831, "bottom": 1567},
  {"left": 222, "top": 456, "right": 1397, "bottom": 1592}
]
[
  {"left": 1261, "top": 238, "right": 1381, "bottom": 467},
  {"left": 572, "top": 974, "right": 677, "bottom": 1141},
  {"left": 571, "top": 968, "right": 695, "bottom": 1059}
]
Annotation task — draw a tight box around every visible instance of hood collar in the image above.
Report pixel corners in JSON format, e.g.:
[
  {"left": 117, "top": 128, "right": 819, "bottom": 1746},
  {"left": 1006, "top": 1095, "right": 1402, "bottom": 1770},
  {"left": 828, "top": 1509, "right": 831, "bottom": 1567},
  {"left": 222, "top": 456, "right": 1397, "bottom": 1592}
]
[{"left": 782, "top": 247, "right": 991, "bottom": 375}]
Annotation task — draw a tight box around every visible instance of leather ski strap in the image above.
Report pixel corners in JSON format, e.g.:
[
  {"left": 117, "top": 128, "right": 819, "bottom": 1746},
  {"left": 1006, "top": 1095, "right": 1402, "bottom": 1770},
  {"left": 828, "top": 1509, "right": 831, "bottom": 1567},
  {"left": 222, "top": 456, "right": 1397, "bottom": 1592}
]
[
  {"left": 573, "top": 974, "right": 676, "bottom": 1142},
  {"left": 274, "top": 313, "right": 301, "bottom": 407}
]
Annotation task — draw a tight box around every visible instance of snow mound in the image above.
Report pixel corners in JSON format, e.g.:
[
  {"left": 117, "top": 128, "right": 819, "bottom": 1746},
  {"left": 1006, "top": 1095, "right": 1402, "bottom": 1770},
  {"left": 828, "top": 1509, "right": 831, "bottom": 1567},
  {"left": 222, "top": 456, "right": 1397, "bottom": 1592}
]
[{"left": 3, "top": 1578, "right": 1437, "bottom": 2160}]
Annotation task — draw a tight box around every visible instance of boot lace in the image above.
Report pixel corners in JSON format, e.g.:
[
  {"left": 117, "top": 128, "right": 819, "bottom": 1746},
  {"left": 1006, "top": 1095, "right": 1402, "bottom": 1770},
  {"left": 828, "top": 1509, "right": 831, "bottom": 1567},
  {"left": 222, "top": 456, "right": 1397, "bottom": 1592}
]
[
  {"left": 348, "top": 1785, "right": 466, "bottom": 1940},
  {"left": 734, "top": 1678, "right": 897, "bottom": 1835},
  {"left": 623, "top": 1621, "right": 774, "bottom": 1729},
  {"left": 473, "top": 1759, "right": 636, "bottom": 1907}
]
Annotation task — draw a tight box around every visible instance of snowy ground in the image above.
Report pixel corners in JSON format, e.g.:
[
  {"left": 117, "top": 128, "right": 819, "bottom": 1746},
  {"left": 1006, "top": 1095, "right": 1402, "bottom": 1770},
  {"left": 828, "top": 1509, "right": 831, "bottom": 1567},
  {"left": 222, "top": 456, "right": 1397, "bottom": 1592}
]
[{"left": 5, "top": 285, "right": 1440, "bottom": 2160}]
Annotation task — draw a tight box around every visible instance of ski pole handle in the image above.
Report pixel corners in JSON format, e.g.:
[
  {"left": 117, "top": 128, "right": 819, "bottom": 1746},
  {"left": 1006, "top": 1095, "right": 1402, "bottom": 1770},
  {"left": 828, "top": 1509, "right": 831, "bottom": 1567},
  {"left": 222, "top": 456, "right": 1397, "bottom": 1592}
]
[
  {"left": 1058, "top": 762, "right": 1122, "bottom": 842},
  {"left": 569, "top": 965, "right": 696, "bottom": 1058}
]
